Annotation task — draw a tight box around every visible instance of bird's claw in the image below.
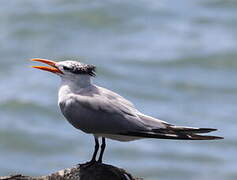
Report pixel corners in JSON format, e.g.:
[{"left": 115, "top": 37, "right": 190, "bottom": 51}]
[{"left": 79, "top": 160, "right": 98, "bottom": 168}]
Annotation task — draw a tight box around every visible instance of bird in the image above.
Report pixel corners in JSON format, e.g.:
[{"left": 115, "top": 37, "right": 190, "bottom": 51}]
[{"left": 31, "top": 58, "right": 223, "bottom": 166}]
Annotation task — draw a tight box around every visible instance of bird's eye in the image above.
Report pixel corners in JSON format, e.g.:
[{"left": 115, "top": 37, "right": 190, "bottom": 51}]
[{"left": 63, "top": 66, "right": 70, "bottom": 71}]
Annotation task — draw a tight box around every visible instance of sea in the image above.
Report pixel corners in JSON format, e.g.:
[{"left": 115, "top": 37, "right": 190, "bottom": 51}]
[{"left": 0, "top": 0, "right": 236, "bottom": 179}]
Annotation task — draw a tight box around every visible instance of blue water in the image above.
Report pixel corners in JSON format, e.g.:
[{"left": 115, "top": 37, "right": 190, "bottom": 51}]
[{"left": 0, "top": 0, "right": 236, "bottom": 179}]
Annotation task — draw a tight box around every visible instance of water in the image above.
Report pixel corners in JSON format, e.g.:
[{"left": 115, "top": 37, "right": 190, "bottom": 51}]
[{"left": 0, "top": 0, "right": 236, "bottom": 179}]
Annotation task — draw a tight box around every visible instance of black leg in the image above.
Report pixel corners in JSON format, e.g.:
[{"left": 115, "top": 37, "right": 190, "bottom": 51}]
[
  {"left": 90, "top": 136, "right": 99, "bottom": 162},
  {"left": 80, "top": 136, "right": 99, "bottom": 168},
  {"left": 98, "top": 137, "right": 106, "bottom": 163}
]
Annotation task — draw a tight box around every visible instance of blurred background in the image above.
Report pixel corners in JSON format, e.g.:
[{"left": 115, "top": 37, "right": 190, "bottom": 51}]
[{"left": 0, "top": 0, "right": 236, "bottom": 179}]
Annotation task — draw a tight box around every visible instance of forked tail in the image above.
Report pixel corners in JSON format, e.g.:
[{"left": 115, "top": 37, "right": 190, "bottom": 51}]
[{"left": 119, "top": 126, "right": 223, "bottom": 140}]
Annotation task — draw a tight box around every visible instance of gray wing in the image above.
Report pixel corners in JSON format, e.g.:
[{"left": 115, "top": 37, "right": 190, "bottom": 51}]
[
  {"left": 96, "top": 86, "right": 170, "bottom": 129},
  {"left": 63, "top": 85, "right": 222, "bottom": 140},
  {"left": 63, "top": 85, "right": 150, "bottom": 134}
]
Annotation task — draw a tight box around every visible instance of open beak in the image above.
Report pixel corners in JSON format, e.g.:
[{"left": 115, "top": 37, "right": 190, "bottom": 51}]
[{"left": 31, "top": 58, "right": 63, "bottom": 74}]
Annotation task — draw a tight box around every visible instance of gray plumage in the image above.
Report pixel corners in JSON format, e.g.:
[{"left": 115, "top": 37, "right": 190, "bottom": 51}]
[
  {"left": 59, "top": 83, "right": 221, "bottom": 141},
  {"left": 32, "top": 59, "right": 223, "bottom": 164},
  {"left": 54, "top": 60, "right": 222, "bottom": 141}
]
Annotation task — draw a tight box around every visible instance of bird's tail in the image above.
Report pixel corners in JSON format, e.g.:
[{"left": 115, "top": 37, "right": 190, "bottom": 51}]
[
  {"left": 164, "top": 125, "right": 217, "bottom": 134},
  {"left": 119, "top": 126, "right": 223, "bottom": 140}
]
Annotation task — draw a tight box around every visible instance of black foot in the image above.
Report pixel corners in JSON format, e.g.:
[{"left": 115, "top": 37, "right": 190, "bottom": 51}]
[{"left": 79, "top": 160, "right": 98, "bottom": 168}]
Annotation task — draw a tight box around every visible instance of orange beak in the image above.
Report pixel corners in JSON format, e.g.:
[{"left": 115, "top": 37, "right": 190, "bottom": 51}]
[{"left": 31, "top": 58, "right": 63, "bottom": 74}]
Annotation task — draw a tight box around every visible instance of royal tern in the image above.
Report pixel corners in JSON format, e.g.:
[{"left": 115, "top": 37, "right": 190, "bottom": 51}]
[{"left": 31, "top": 58, "right": 223, "bottom": 165}]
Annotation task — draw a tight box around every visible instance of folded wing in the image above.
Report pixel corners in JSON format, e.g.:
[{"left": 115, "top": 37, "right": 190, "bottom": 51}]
[
  {"left": 119, "top": 113, "right": 223, "bottom": 140},
  {"left": 72, "top": 85, "right": 223, "bottom": 140}
]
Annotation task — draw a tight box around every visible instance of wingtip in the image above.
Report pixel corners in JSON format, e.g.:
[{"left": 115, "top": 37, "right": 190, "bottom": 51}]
[
  {"left": 214, "top": 136, "right": 224, "bottom": 140},
  {"left": 206, "top": 128, "right": 218, "bottom": 132},
  {"left": 193, "top": 135, "right": 224, "bottom": 140}
]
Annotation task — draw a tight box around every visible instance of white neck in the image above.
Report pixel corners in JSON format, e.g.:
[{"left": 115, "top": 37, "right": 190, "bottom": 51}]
[
  {"left": 58, "top": 75, "right": 92, "bottom": 104},
  {"left": 61, "top": 75, "right": 92, "bottom": 90}
]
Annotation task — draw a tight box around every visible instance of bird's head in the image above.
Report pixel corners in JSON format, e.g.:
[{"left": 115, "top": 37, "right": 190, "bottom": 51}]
[
  {"left": 31, "top": 58, "right": 96, "bottom": 77},
  {"left": 31, "top": 58, "right": 96, "bottom": 86}
]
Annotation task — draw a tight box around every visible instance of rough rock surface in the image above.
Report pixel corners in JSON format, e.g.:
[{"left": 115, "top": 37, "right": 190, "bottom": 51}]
[{"left": 0, "top": 163, "right": 142, "bottom": 180}]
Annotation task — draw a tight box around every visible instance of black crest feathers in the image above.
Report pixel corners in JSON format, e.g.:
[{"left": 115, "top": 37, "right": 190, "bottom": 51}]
[
  {"left": 65, "top": 62, "right": 96, "bottom": 76},
  {"left": 72, "top": 64, "right": 96, "bottom": 76}
]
